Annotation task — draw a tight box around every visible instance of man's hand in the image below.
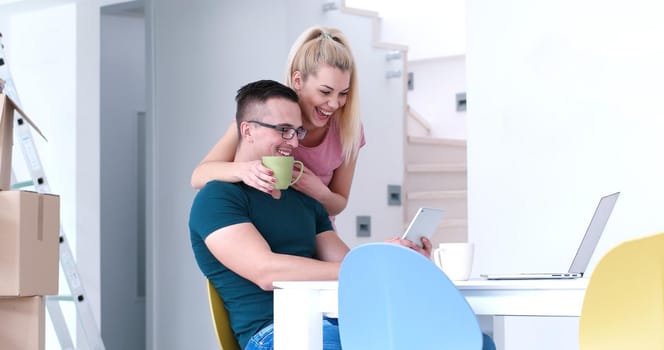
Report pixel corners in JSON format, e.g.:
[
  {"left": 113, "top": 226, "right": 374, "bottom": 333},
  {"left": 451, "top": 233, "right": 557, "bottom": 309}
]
[{"left": 384, "top": 236, "right": 432, "bottom": 258}]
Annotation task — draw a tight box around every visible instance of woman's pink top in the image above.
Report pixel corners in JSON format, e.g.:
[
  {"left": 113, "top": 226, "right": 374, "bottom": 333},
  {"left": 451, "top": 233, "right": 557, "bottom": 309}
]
[
  {"left": 293, "top": 119, "right": 366, "bottom": 186},
  {"left": 293, "top": 119, "right": 366, "bottom": 225}
]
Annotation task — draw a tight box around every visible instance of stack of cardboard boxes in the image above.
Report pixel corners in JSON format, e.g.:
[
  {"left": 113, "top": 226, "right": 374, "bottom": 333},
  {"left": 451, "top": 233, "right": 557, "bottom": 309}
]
[{"left": 0, "top": 94, "right": 60, "bottom": 350}]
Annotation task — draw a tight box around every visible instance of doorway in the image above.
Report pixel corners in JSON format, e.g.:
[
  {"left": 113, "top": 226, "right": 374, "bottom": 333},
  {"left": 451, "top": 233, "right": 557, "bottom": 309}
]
[{"left": 100, "top": 2, "right": 146, "bottom": 349}]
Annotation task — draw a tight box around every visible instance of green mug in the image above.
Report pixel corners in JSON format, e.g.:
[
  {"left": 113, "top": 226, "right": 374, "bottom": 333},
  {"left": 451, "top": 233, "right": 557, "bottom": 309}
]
[{"left": 261, "top": 156, "right": 304, "bottom": 190}]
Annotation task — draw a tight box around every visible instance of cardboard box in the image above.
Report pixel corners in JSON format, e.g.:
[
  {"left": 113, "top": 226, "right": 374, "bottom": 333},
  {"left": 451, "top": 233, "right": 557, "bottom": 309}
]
[
  {"left": 0, "top": 296, "right": 45, "bottom": 350},
  {"left": 0, "top": 190, "right": 60, "bottom": 296},
  {"left": 0, "top": 93, "right": 45, "bottom": 191}
]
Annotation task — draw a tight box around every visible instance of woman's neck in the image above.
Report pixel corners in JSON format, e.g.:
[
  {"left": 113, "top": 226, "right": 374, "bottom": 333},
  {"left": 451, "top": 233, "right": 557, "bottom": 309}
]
[{"left": 301, "top": 123, "right": 329, "bottom": 147}]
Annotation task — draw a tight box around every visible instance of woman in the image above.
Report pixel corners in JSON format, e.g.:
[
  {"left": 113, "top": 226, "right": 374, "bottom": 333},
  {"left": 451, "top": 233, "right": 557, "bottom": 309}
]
[{"left": 191, "top": 26, "right": 365, "bottom": 219}]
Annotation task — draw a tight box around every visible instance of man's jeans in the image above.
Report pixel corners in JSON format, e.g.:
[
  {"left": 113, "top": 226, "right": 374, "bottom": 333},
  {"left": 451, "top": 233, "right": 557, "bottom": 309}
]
[
  {"left": 245, "top": 317, "right": 496, "bottom": 350},
  {"left": 245, "top": 317, "right": 341, "bottom": 350}
]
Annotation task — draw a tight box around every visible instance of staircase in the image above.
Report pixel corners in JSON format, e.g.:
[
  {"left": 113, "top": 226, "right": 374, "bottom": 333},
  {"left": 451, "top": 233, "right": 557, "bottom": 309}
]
[
  {"left": 404, "top": 107, "right": 468, "bottom": 244},
  {"left": 337, "top": 1, "right": 468, "bottom": 244}
]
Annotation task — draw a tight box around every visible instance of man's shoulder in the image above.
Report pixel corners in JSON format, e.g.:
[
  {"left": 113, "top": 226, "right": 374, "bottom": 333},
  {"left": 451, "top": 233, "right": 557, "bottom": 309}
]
[
  {"left": 196, "top": 181, "right": 247, "bottom": 201},
  {"left": 290, "top": 189, "right": 327, "bottom": 212},
  {"left": 201, "top": 180, "right": 242, "bottom": 192}
]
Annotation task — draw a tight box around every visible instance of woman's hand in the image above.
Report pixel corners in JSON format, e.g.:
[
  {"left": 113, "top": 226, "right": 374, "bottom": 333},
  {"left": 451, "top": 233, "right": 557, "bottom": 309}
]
[
  {"left": 239, "top": 160, "right": 281, "bottom": 199},
  {"left": 290, "top": 163, "right": 329, "bottom": 201}
]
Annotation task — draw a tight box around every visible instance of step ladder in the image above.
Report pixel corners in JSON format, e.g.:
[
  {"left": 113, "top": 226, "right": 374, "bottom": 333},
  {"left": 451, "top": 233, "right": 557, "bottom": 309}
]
[{"left": 1, "top": 33, "right": 105, "bottom": 350}]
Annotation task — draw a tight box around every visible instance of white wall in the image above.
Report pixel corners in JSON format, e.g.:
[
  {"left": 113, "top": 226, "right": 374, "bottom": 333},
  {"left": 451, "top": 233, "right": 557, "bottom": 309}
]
[
  {"left": 74, "top": 3, "right": 102, "bottom": 348},
  {"left": 467, "top": 1, "right": 664, "bottom": 347},
  {"left": 467, "top": 0, "right": 664, "bottom": 278},
  {"left": 408, "top": 56, "right": 466, "bottom": 139}
]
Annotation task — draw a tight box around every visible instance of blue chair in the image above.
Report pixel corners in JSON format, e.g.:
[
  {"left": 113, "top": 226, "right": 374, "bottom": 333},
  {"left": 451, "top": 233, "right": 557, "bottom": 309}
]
[{"left": 338, "top": 242, "right": 483, "bottom": 350}]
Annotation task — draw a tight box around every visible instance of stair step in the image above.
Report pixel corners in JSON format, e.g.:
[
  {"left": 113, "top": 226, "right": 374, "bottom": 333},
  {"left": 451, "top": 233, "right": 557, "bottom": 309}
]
[
  {"left": 406, "top": 163, "right": 466, "bottom": 172},
  {"left": 405, "top": 163, "right": 467, "bottom": 192},
  {"left": 407, "top": 190, "right": 467, "bottom": 200},
  {"left": 405, "top": 191, "right": 467, "bottom": 220},
  {"left": 404, "top": 137, "right": 468, "bottom": 243},
  {"left": 407, "top": 136, "right": 466, "bottom": 147},
  {"left": 406, "top": 136, "right": 466, "bottom": 164}
]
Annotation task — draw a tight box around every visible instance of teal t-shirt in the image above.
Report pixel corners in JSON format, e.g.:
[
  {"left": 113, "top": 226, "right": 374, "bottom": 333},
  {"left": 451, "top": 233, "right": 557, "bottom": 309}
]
[{"left": 189, "top": 181, "right": 333, "bottom": 349}]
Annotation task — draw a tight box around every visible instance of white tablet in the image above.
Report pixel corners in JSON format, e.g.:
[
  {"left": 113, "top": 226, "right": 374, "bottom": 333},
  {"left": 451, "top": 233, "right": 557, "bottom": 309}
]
[{"left": 400, "top": 207, "right": 445, "bottom": 248}]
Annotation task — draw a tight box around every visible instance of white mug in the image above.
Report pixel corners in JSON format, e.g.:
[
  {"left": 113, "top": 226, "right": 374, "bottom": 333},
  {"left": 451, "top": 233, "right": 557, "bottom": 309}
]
[{"left": 433, "top": 242, "right": 474, "bottom": 281}]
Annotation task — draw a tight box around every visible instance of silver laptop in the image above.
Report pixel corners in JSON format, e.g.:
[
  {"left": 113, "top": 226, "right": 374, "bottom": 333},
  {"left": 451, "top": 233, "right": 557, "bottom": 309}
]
[{"left": 481, "top": 192, "right": 620, "bottom": 280}]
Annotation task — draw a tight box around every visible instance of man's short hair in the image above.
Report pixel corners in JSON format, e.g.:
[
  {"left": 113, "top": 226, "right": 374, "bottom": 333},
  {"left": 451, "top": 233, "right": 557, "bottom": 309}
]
[{"left": 235, "top": 80, "right": 299, "bottom": 123}]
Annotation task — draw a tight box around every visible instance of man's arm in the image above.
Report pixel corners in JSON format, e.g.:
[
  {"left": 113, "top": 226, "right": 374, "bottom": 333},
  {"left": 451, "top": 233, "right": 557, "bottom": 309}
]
[
  {"left": 315, "top": 230, "right": 350, "bottom": 262},
  {"left": 205, "top": 222, "right": 340, "bottom": 291}
]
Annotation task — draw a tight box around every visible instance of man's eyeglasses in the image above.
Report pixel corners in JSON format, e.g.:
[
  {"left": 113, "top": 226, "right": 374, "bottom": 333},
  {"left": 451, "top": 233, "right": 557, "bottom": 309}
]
[{"left": 247, "top": 120, "right": 308, "bottom": 140}]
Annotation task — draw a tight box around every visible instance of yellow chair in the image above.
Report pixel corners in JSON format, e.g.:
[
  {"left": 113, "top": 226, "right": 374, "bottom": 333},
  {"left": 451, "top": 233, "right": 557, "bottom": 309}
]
[
  {"left": 579, "top": 232, "right": 664, "bottom": 349},
  {"left": 207, "top": 279, "right": 241, "bottom": 350}
]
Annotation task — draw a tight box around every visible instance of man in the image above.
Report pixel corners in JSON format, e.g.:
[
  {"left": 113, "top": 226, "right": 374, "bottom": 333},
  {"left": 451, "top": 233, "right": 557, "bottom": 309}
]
[{"left": 189, "top": 80, "right": 431, "bottom": 350}]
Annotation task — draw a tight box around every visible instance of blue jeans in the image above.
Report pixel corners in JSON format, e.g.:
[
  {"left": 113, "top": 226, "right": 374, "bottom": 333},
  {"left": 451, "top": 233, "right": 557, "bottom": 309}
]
[
  {"left": 245, "top": 317, "right": 495, "bottom": 350},
  {"left": 245, "top": 317, "right": 341, "bottom": 350},
  {"left": 482, "top": 333, "right": 497, "bottom": 350}
]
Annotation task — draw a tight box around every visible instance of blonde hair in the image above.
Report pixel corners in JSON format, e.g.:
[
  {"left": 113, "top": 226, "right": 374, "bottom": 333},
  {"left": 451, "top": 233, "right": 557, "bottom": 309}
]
[{"left": 284, "top": 26, "right": 361, "bottom": 164}]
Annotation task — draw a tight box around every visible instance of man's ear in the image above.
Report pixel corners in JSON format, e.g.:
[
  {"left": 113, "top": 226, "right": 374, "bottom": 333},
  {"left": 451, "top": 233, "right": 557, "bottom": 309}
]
[
  {"left": 239, "top": 121, "right": 254, "bottom": 143},
  {"left": 292, "top": 71, "right": 303, "bottom": 91}
]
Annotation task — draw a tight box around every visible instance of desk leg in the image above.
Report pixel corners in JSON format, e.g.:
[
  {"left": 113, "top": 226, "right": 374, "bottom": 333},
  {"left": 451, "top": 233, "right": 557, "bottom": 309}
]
[
  {"left": 493, "top": 316, "right": 506, "bottom": 350},
  {"left": 274, "top": 288, "right": 323, "bottom": 350},
  {"left": 477, "top": 315, "right": 502, "bottom": 350},
  {"left": 493, "top": 316, "right": 580, "bottom": 350}
]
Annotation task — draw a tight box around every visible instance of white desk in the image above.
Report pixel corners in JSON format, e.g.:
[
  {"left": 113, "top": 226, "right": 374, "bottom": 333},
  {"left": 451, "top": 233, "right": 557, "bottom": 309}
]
[{"left": 273, "top": 278, "right": 588, "bottom": 350}]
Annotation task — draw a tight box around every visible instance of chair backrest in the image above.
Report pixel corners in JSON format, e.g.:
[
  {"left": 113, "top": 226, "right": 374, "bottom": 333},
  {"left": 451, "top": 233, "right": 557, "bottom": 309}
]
[
  {"left": 338, "top": 242, "right": 482, "bottom": 350},
  {"left": 579, "top": 232, "right": 664, "bottom": 349},
  {"left": 207, "top": 279, "right": 241, "bottom": 350}
]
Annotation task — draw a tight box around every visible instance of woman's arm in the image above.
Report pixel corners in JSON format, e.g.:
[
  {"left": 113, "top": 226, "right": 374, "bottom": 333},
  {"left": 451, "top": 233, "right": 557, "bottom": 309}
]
[
  {"left": 291, "top": 154, "right": 359, "bottom": 216},
  {"left": 191, "top": 121, "right": 276, "bottom": 193}
]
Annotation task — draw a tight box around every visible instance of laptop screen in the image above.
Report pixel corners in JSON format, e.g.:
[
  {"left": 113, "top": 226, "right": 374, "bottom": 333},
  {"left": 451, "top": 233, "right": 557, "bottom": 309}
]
[{"left": 568, "top": 192, "right": 620, "bottom": 274}]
